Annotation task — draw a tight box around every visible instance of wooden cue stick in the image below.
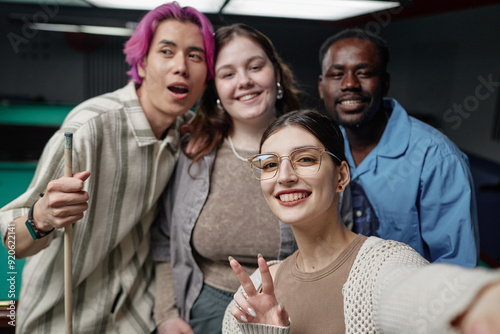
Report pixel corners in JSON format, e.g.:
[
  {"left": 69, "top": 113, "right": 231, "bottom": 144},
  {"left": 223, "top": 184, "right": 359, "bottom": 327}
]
[{"left": 64, "top": 132, "right": 73, "bottom": 334}]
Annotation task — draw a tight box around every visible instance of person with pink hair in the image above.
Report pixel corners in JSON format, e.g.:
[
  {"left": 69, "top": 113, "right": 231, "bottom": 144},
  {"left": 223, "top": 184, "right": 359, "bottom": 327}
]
[{"left": 0, "top": 2, "right": 214, "bottom": 333}]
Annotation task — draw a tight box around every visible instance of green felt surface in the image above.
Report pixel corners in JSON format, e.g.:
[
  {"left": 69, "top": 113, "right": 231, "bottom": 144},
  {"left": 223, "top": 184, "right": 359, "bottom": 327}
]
[
  {"left": 0, "top": 103, "right": 72, "bottom": 301},
  {"left": 0, "top": 104, "right": 73, "bottom": 126},
  {"left": 0, "top": 161, "right": 38, "bottom": 301}
]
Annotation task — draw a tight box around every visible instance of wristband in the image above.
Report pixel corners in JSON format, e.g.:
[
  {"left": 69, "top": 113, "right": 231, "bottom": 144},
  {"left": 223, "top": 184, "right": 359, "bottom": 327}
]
[{"left": 25, "top": 200, "right": 54, "bottom": 240}]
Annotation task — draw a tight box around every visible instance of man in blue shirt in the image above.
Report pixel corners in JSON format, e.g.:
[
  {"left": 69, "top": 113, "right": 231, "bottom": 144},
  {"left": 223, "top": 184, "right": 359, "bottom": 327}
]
[{"left": 318, "top": 28, "right": 479, "bottom": 267}]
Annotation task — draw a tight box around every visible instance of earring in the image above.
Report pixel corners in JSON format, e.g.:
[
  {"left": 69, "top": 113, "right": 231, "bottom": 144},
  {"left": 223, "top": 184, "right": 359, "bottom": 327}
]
[
  {"left": 216, "top": 99, "right": 224, "bottom": 111},
  {"left": 276, "top": 82, "right": 284, "bottom": 100}
]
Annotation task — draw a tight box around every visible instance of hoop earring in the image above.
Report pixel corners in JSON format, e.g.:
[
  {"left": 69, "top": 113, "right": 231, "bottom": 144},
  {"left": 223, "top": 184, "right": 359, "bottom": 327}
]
[
  {"left": 276, "top": 82, "right": 284, "bottom": 100},
  {"left": 216, "top": 99, "right": 224, "bottom": 111}
]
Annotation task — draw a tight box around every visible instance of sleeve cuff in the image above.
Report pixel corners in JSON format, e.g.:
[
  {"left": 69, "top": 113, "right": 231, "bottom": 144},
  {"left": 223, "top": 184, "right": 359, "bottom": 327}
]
[{"left": 238, "top": 322, "right": 290, "bottom": 334}]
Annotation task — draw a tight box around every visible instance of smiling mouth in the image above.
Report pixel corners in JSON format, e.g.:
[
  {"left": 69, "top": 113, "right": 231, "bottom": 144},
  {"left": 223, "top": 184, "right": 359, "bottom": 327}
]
[
  {"left": 339, "top": 99, "right": 364, "bottom": 106},
  {"left": 239, "top": 93, "right": 259, "bottom": 101},
  {"left": 278, "top": 192, "right": 310, "bottom": 202},
  {"left": 169, "top": 85, "right": 188, "bottom": 94}
]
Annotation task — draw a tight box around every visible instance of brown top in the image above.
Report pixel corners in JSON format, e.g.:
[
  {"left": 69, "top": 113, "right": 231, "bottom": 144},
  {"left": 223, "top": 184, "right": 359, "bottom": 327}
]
[
  {"left": 192, "top": 140, "right": 280, "bottom": 292},
  {"left": 274, "top": 234, "right": 367, "bottom": 334}
]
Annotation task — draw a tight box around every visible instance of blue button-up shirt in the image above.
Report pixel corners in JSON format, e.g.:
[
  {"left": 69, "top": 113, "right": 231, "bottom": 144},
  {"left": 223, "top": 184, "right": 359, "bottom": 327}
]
[{"left": 342, "top": 98, "right": 479, "bottom": 267}]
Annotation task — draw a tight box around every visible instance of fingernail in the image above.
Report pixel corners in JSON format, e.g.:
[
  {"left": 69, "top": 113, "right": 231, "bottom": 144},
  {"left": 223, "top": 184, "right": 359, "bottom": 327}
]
[
  {"left": 279, "top": 303, "right": 285, "bottom": 312},
  {"left": 247, "top": 308, "right": 257, "bottom": 317},
  {"left": 258, "top": 253, "right": 263, "bottom": 258},
  {"left": 228, "top": 256, "right": 235, "bottom": 262},
  {"left": 240, "top": 315, "right": 248, "bottom": 323}
]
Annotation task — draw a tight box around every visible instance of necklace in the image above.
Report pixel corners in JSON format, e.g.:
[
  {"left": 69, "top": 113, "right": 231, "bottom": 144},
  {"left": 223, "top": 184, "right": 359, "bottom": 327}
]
[{"left": 227, "top": 136, "right": 249, "bottom": 162}]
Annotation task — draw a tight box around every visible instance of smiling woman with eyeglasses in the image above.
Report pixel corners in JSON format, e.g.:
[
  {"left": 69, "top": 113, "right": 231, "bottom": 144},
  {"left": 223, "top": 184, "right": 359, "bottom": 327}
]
[{"left": 223, "top": 109, "right": 500, "bottom": 334}]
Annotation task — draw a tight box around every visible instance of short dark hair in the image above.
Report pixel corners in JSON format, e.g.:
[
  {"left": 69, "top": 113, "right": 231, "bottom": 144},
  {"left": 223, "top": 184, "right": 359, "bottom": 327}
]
[
  {"left": 260, "top": 109, "right": 346, "bottom": 165},
  {"left": 319, "top": 28, "right": 389, "bottom": 71}
]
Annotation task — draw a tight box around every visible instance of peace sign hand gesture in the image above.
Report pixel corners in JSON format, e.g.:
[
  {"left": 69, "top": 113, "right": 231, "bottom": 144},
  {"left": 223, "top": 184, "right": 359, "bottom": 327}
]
[{"left": 228, "top": 254, "right": 290, "bottom": 327}]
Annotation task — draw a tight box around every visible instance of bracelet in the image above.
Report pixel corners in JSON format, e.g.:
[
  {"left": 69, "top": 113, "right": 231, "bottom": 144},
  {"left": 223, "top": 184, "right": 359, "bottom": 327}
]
[{"left": 25, "top": 199, "right": 54, "bottom": 240}]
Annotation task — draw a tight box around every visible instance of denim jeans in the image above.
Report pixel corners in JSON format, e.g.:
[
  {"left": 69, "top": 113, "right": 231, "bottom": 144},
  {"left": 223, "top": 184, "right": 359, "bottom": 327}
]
[{"left": 189, "top": 284, "right": 234, "bottom": 334}]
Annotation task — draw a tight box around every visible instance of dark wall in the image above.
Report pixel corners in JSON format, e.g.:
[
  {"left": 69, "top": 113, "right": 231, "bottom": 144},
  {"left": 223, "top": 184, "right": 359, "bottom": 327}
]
[
  {"left": 0, "top": 3, "right": 336, "bottom": 105},
  {"left": 382, "top": 5, "right": 500, "bottom": 164}
]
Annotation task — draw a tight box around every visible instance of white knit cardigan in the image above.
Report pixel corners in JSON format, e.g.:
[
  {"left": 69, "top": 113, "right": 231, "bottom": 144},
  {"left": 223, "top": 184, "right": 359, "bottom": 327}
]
[{"left": 222, "top": 237, "right": 500, "bottom": 334}]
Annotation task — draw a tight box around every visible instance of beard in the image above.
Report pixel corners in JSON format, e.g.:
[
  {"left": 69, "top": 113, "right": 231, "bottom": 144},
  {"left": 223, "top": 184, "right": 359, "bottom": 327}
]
[{"left": 332, "top": 107, "right": 376, "bottom": 129}]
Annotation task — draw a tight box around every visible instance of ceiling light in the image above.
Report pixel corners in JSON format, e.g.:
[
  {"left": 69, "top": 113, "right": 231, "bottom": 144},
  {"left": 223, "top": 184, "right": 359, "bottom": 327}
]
[
  {"left": 223, "top": 0, "right": 400, "bottom": 20},
  {"left": 86, "top": 0, "right": 225, "bottom": 12},
  {"left": 86, "top": 0, "right": 400, "bottom": 21},
  {"left": 29, "top": 23, "right": 135, "bottom": 36}
]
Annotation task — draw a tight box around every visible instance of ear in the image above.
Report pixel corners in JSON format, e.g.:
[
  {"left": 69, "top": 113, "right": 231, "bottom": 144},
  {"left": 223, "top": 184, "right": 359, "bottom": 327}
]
[
  {"left": 382, "top": 72, "right": 391, "bottom": 96},
  {"left": 138, "top": 58, "right": 147, "bottom": 80},
  {"left": 318, "top": 75, "right": 324, "bottom": 99},
  {"left": 335, "top": 161, "right": 350, "bottom": 193}
]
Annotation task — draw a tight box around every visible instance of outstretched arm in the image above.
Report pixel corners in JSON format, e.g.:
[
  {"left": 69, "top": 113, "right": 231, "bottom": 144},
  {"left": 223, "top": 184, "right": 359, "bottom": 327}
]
[
  {"left": 374, "top": 257, "right": 500, "bottom": 334},
  {"left": 453, "top": 281, "right": 500, "bottom": 334}
]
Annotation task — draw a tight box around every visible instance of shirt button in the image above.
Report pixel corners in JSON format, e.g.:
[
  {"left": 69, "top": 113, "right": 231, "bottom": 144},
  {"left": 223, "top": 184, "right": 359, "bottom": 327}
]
[{"left": 356, "top": 210, "right": 363, "bottom": 217}]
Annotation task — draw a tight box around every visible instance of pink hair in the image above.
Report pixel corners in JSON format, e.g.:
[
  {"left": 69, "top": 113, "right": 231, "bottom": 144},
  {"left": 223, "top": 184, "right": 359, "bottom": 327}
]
[{"left": 124, "top": 1, "right": 215, "bottom": 83}]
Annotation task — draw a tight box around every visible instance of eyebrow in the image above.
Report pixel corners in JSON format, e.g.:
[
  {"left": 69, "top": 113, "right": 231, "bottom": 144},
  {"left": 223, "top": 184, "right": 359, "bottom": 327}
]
[
  {"left": 355, "top": 63, "right": 373, "bottom": 69},
  {"left": 158, "top": 39, "right": 205, "bottom": 53},
  {"left": 291, "top": 145, "right": 323, "bottom": 151},
  {"left": 215, "top": 55, "right": 267, "bottom": 74},
  {"left": 327, "top": 63, "right": 375, "bottom": 71},
  {"left": 263, "top": 145, "right": 323, "bottom": 155}
]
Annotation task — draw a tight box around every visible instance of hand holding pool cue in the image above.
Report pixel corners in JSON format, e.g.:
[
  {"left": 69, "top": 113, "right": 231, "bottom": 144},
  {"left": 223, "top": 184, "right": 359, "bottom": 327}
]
[{"left": 64, "top": 132, "right": 73, "bottom": 334}]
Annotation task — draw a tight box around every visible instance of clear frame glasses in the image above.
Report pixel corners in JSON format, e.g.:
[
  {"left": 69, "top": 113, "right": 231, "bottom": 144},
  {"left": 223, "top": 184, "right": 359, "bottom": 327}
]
[{"left": 248, "top": 146, "right": 341, "bottom": 180}]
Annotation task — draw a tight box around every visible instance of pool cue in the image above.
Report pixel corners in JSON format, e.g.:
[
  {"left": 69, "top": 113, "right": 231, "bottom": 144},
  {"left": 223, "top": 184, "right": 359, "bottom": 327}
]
[{"left": 64, "top": 132, "right": 73, "bottom": 333}]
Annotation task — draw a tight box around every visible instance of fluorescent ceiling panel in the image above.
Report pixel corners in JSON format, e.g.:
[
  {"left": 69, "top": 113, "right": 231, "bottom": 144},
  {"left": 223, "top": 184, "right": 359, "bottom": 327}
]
[
  {"left": 30, "top": 23, "right": 135, "bottom": 36},
  {"left": 223, "top": 0, "right": 400, "bottom": 20},
  {"left": 87, "top": 0, "right": 225, "bottom": 12},
  {"left": 0, "top": 0, "right": 90, "bottom": 6},
  {"left": 86, "top": 0, "right": 400, "bottom": 20}
]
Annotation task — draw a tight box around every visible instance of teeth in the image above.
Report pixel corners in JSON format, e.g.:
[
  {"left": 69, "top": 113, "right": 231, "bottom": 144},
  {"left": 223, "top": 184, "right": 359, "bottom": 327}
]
[
  {"left": 279, "top": 193, "right": 308, "bottom": 202},
  {"left": 169, "top": 85, "right": 188, "bottom": 93},
  {"left": 239, "top": 94, "right": 258, "bottom": 101},
  {"left": 340, "top": 100, "right": 362, "bottom": 105}
]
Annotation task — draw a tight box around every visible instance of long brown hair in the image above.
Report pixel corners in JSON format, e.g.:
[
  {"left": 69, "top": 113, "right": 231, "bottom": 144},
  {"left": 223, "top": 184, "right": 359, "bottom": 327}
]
[{"left": 187, "top": 23, "right": 302, "bottom": 163}]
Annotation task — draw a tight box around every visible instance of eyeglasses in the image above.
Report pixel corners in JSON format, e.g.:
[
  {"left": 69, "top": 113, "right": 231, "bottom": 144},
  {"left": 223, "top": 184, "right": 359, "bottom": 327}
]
[{"left": 248, "top": 146, "right": 341, "bottom": 180}]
